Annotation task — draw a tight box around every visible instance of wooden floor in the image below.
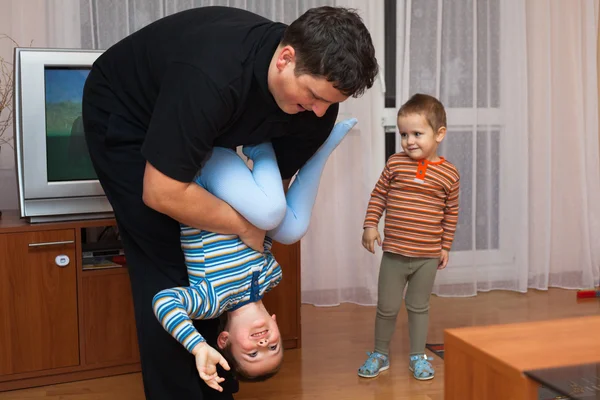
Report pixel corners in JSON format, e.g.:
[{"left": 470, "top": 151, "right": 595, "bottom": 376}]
[{"left": 1, "top": 288, "right": 598, "bottom": 400}]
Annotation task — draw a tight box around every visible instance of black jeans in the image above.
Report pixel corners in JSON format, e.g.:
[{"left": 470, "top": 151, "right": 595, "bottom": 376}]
[{"left": 82, "top": 94, "right": 237, "bottom": 400}]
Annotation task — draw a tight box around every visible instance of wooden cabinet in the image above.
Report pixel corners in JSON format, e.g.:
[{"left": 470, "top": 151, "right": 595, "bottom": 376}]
[
  {"left": 444, "top": 315, "right": 600, "bottom": 400},
  {"left": 81, "top": 269, "right": 140, "bottom": 366},
  {"left": 0, "top": 211, "right": 301, "bottom": 391},
  {"left": 263, "top": 241, "right": 301, "bottom": 349},
  {"left": 0, "top": 230, "right": 79, "bottom": 376}
]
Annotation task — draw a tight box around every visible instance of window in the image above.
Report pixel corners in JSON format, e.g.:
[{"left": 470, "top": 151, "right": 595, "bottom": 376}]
[{"left": 385, "top": 0, "right": 511, "bottom": 267}]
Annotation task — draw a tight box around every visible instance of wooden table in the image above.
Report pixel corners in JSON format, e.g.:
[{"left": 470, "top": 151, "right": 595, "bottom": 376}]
[{"left": 444, "top": 315, "right": 600, "bottom": 399}]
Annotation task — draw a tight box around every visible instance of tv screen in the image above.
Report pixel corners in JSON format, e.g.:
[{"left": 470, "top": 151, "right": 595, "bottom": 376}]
[{"left": 44, "top": 67, "right": 97, "bottom": 182}]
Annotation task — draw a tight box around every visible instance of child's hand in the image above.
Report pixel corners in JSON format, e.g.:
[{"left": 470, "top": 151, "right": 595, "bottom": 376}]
[
  {"left": 362, "top": 227, "right": 382, "bottom": 254},
  {"left": 438, "top": 250, "right": 449, "bottom": 269},
  {"left": 192, "top": 342, "right": 231, "bottom": 392}
]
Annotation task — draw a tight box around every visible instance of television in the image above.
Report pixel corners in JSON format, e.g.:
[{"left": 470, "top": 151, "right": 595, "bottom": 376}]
[{"left": 13, "top": 47, "right": 113, "bottom": 223}]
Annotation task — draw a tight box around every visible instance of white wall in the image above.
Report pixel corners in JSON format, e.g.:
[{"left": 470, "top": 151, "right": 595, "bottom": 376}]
[
  {"left": 0, "top": 1, "right": 48, "bottom": 212},
  {"left": 0, "top": 0, "right": 79, "bottom": 213}
]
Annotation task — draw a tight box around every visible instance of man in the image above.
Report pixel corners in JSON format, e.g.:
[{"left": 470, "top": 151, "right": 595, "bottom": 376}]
[{"left": 82, "top": 5, "right": 378, "bottom": 400}]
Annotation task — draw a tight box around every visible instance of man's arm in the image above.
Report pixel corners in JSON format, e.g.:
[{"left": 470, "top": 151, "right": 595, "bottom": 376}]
[
  {"left": 143, "top": 162, "right": 264, "bottom": 251},
  {"left": 140, "top": 63, "right": 265, "bottom": 250}
]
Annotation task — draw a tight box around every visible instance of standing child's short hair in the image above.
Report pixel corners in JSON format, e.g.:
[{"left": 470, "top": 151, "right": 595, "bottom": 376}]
[{"left": 398, "top": 94, "right": 447, "bottom": 133}]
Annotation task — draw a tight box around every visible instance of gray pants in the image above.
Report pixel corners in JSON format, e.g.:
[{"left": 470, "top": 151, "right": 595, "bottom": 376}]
[{"left": 374, "top": 252, "right": 438, "bottom": 356}]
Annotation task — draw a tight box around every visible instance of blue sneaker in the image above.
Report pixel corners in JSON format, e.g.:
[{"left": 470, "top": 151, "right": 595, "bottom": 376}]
[
  {"left": 409, "top": 354, "right": 435, "bottom": 380},
  {"left": 357, "top": 351, "right": 389, "bottom": 378}
]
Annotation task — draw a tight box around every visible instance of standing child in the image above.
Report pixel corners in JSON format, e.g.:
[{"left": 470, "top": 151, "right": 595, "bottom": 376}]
[{"left": 357, "top": 94, "right": 459, "bottom": 380}]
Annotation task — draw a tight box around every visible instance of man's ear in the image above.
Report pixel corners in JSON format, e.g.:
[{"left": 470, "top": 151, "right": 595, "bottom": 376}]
[
  {"left": 271, "top": 314, "right": 277, "bottom": 322},
  {"left": 217, "top": 331, "right": 229, "bottom": 350},
  {"left": 275, "top": 45, "right": 296, "bottom": 71},
  {"left": 436, "top": 126, "right": 447, "bottom": 143}
]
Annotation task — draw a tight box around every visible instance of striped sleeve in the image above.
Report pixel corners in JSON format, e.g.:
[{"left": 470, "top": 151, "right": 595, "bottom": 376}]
[
  {"left": 441, "top": 178, "right": 460, "bottom": 250},
  {"left": 264, "top": 259, "right": 282, "bottom": 295},
  {"left": 363, "top": 161, "right": 392, "bottom": 229},
  {"left": 152, "top": 285, "right": 210, "bottom": 353}
]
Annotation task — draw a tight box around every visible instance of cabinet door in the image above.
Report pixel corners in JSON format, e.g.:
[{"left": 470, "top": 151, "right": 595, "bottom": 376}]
[
  {"left": 263, "top": 241, "right": 301, "bottom": 349},
  {"left": 82, "top": 269, "right": 140, "bottom": 366},
  {"left": 0, "top": 230, "right": 79, "bottom": 376}
]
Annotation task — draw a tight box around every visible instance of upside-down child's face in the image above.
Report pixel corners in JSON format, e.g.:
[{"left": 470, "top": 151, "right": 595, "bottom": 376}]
[
  {"left": 218, "top": 307, "right": 283, "bottom": 377},
  {"left": 398, "top": 113, "right": 446, "bottom": 161}
]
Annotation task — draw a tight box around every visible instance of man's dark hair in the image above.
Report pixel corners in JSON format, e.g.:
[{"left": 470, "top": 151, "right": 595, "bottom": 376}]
[{"left": 281, "top": 6, "right": 379, "bottom": 98}]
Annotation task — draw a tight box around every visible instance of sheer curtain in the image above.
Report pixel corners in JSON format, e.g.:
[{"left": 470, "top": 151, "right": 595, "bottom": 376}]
[
  {"left": 396, "top": 0, "right": 600, "bottom": 298},
  {"left": 4, "top": 0, "right": 595, "bottom": 306},
  {"left": 78, "top": 0, "right": 343, "bottom": 49},
  {"left": 300, "top": 0, "right": 385, "bottom": 306},
  {"left": 397, "top": 0, "right": 529, "bottom": 296},
  {"left": 526, "top": 0, "right": 600, "bottom": 290}
]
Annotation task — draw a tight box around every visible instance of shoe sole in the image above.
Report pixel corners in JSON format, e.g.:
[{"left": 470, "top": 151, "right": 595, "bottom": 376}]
[
  {"left": 358, "top": 365, "right": 389, "bottom": 378},
  {"left": 408, "top": 366, "right": 434, "bottom": 381}
]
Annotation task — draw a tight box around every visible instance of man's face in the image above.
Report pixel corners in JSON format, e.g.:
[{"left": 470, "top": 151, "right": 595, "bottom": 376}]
[{"left": 268, "top": 45, "right": 349, "bottom": 116}]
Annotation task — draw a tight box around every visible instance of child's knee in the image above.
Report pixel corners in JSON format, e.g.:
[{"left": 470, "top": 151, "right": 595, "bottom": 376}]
[
  {"left": 405, "top": 301, "right": 430, "bottom": 314},
  {"left": 376, "top": 299, "right": 403, "bottom": 319},
  {"left": 252, "top": 198, "right": 286, "bottom": 230}
]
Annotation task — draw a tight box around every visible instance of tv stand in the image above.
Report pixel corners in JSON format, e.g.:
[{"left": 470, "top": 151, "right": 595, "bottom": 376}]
[
  {"left": 0, "top": 209, "right": 301, "bottom": 392},
  {"left": 27, "top": 212, "right": 115, "bottom": 224},
  {"left": 0, "top": 211, "right": 140, "bottom": 392}
]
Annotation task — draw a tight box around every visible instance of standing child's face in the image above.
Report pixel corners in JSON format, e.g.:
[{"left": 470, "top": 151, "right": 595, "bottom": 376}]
[{"left": 398, "top": 113, "right": 446, "bottom": 161}]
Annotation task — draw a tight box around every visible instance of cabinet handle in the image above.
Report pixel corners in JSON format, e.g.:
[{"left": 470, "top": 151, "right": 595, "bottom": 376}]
[{"left": 28, "top": 240, "right": 75, "bottom": 248}]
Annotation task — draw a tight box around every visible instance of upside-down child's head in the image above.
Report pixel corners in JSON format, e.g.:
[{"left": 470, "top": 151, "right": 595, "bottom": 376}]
[{"left": 217, "top": 301, "right": 284, "bottom": 381}]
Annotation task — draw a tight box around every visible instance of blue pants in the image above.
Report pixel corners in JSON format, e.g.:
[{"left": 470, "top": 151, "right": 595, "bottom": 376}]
[{"left": 195, "top": 118, "right": 357, "bottom": 244}]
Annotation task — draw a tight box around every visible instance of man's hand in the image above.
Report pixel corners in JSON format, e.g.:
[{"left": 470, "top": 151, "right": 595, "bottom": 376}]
[
  {"left": 143, "top": 162, "right": 266, "bottom": 251},
  {"left": 238, "top": 219, "right": 266, "bottom": 253},
  {"left": 191, "top": 342, "right": 230, "bottom": 392},
  {"left": 438, "top": 249, "right": 449, "bottom": 270},
  {"left": 362, "top": 227, "right": 382, "bottom": 254}
]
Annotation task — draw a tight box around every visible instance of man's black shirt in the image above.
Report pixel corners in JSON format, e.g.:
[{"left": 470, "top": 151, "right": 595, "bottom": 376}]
[{"left": 84, "top": 6, "right": 338, "bottom": 182}]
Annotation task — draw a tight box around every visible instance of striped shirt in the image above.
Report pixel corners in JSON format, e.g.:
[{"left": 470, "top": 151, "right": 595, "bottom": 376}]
[
  {"left": 364, "top": 152, "right": 460, "bottom": 258},
  {"left": 152, "top": 228, "right": 282, "bottom": 353}
]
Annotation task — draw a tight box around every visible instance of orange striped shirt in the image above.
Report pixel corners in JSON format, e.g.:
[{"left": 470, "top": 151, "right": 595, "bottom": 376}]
[{"left": 364, "top": 153, "right": 460, "bottom": 258}]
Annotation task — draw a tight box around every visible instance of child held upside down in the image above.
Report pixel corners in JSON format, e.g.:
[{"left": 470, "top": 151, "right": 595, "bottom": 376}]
[{"left": 152, "top": 118, "right": 357, "bottom": 391}]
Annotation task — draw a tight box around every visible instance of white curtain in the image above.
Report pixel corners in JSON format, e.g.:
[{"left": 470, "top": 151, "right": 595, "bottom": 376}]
[
  {"left": 394, "top": 0, "right": 600, "bottom": 298},
  {"left": 3, "top": 0, "right": 596, "bottom": 306},
  {"left": 78, "top": 0, "right": 343, "bottom": 49},
  {"left": 526, "top": 0, "right": 600, "bottom": 290},
  {"left": 300, "top": 0, "right": 385, "bottom": 306},
  {"left": 397, "top": 0, "right": 529, "bottom": 297}
]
